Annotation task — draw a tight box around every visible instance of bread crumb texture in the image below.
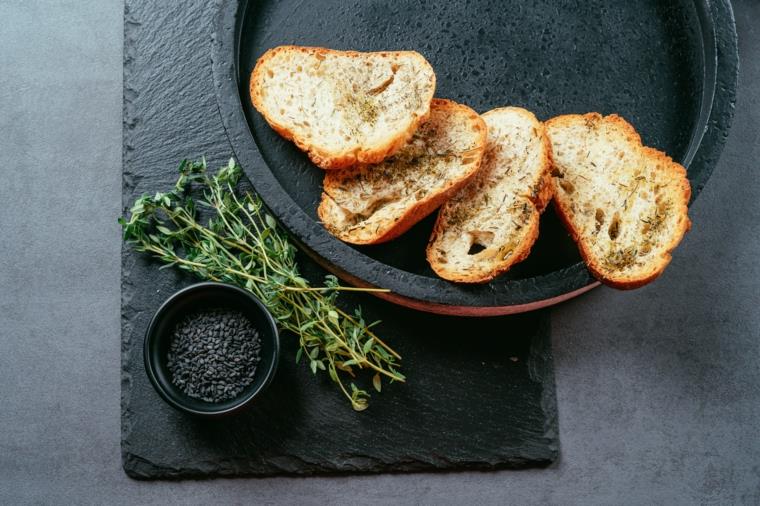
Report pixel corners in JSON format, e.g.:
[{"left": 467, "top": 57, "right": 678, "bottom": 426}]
[
  {"left": 427, "top": 107, "right": 552, "bottom": 283},
  {"left": 318, "top": 99, "right": 486, "bottom": 244},
  {"left": 250, "top": 46, "right": 436, "bottom": 169},
  {"left": 546, "top": 113, "right": 691, "bottom": 289}
]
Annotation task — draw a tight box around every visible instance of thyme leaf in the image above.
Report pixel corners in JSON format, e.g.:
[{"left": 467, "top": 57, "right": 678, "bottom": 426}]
[{"left": 119, "top": 158, "right": 404, "bottom": 411}]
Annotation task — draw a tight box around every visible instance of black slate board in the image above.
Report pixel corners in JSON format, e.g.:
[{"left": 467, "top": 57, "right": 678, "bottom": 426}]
[{"left": 122, "top": 0, "right": 558, "bottom": 478}]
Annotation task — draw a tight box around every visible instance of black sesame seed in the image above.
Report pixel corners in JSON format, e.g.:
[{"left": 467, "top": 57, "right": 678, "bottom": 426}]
[{"left": 165, "top": 307, "right": 262, "bottom": 403}]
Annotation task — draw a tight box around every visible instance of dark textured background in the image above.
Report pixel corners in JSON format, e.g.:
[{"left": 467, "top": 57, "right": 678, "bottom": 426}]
[{"left": 1, "top": 0, "right": 759, "bottom": 504}]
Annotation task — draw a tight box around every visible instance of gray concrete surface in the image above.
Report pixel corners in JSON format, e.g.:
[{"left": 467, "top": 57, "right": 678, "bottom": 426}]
[{"left": 0, "top": 1, "right": 758, "bottom": 504}]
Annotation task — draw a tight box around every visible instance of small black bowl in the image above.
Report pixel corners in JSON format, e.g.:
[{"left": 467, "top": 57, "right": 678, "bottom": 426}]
[{"left": 144, "top": 282, "right": 279, "bottom": 417}]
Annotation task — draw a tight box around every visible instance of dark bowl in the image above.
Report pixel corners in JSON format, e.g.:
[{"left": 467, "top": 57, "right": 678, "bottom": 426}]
[{"left": 143, "top": 282, "right": 279, "bottom": 417}]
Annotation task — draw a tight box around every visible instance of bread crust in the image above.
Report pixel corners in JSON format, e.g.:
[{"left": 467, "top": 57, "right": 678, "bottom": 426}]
[
  {"left": 546, "top": 113, "right": 692, "bottom": 289},
  {"left": 426, "top": 107, "right": 553, "bottom": 283},
  {"left": 317, "top": 99, "right": 487, "bottom": 245},
  {"left": 250, "top": 46, "right": 436, "bottom": 170}
]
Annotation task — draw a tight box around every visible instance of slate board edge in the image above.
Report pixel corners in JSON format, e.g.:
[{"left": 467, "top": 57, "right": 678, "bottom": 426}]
[
  {"left": 120, "top": 0, "right": 138, "bottom": 478},
  {"left": 122, "top": 452, "right": 556, "bottom": 481}
]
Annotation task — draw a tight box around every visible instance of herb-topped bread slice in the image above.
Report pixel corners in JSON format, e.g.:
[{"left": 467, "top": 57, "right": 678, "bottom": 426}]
[
  {"left": 317, "top": 99, "right": 487, "bottom": 244},
  {"left": 426, "top": 107, "right": 552, "bottom": 283},
  {"left": 250, "top": 46, "right": 436, "bottom": 170},
  {"left": 546, "top": 113, "right": 691, "bottom": 289}
]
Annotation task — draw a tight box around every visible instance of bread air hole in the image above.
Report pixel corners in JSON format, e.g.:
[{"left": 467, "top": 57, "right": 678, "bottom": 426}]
[
  {"left": 608, "top": 213, "right": 621, "bottom": 240},
  {"left": 354, "top": 196, "right": 396, "bottom": 221},
  {"left": 466, "top": 231, "right": 494, "bottom": 255},
  {"left": 595, "top": 208, "right": 605, "bottom": 233}
]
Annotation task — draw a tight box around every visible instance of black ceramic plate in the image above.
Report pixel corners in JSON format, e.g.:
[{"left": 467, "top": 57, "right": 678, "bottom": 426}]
[{"left": 212, "top": 0, "right": 737, "bottom": 315}]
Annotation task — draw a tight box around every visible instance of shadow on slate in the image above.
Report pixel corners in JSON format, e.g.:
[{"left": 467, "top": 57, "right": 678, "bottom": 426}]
[{"left": 122, "top": 0, "right": 556, "bottom": 479}]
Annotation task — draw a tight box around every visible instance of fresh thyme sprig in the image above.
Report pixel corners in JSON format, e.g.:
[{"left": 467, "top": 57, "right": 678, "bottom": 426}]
[{"left": 119, "top": 158, "right": 404, "bottom": 410}]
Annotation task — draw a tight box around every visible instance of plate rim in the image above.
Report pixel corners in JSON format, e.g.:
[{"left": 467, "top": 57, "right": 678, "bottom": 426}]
[{"left": 211, "top": 0, "right": 738, "bottom": 314}]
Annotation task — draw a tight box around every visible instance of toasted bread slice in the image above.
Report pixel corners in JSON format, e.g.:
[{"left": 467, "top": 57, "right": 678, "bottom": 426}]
[
  {"left": 250, "top": 46, "right": 436, "bottom": 170},
  {"left": 545, "top": 113, "right": 691, "bottom": 289},
  {"left": 426, "top": 107, "right": 552, "bottom": 283},
  {"left": 317, "top": 99, "right": 487, "bottom": 244}
]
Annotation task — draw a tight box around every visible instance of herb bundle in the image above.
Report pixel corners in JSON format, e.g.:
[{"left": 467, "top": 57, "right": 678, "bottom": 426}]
[{"left": 119, "top": 158, "right": 404, "bottom": 410}]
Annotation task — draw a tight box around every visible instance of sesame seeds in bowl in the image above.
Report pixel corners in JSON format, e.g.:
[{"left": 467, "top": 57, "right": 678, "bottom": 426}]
[{"left": 143, "top": 282, "right": 279, "bottom": 417}]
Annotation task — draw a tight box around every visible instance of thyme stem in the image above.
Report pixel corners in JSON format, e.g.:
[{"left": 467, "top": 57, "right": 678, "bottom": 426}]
[{"left": 119, "top": 158, "right": 404, "bottom": 410}]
